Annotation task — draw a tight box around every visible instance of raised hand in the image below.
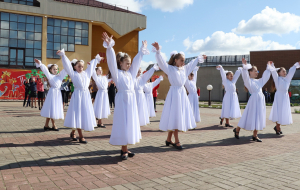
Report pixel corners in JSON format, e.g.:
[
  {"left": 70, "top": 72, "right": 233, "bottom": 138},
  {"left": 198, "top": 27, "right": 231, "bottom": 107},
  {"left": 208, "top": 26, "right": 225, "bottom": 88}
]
[
  {"left": 142, "top": 40, "right": 147, "bottom": 48},
  {"left": 87, "top": 62, "right": 90, "bottom": 65},
  {"left": 34, "top": 59, "right": 40, "bottom": 65},
  {"left": 202, "top": 55, "right": 207, "bottom": 59},
  {"left": 102, "top": 32, "right": 113, "bottom": 44},
  {"left": 56, "top": 50, "right": 61, "bottom": 55},
  {"left": 267, "top": 61, "right": 273, "bottom": 65},
  {"left": 242, "top": 58, "right": 247, "bottom": 65},
  {"left": 151, "top": 42, "right": 160, "bottom": 51},
  {"left": 216, "top": 66, "right": 221, "bottom": 69}
]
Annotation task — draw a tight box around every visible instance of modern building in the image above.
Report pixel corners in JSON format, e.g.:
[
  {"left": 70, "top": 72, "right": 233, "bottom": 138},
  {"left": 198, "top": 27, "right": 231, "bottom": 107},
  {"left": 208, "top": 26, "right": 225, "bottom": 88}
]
[{"left": 0, "top": 0, "right": 146, "bottom": 100}]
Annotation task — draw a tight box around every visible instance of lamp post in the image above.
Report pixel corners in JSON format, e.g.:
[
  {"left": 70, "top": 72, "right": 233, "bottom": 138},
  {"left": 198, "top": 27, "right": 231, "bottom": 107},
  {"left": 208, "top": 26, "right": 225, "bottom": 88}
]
[{"left": 207, "top": 85, "right": 213, "bottom": 106}]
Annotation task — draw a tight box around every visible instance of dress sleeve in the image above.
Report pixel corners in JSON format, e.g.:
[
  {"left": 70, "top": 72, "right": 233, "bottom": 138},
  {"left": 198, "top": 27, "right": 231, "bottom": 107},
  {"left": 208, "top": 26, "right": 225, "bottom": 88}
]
[
  {"left": 153, "top": 47, "right": 169, "bottom": 75},
  {"left": 37, "top": 61, "right": 54, "bottom": 81},
  {"left": 139, "top": 67, "right": 155, "bottom": 86},
  {"left": 57, "top": 69, "right": 67, "bottom": 81},
  {"left": 86, "top": 55, "right": 99, "bottom": 79},
  {"left": 269, "top": 64, "right": 279, "bottom": 89},
  {"left": 216, "top": 65, "right": 227, "bottom": 85},
  {"left": 241, "top": 64, "right": 252, "bottom": 90},
  {"left": 185, "top": 55, "right": 204, "bottom": 77},
  {"left": 103, "top": 39, "right": 118, "bottom": 85},
  {"left": 232, "top": 68, "right": 242, "bottom": 84},
  {"left": 285, "top": 62, "right": 299, "bottom": 83},
  {"left": 191, "top": 66, "right": 199, "bottom": 83},
  {"left": 259, "top": 64, "right": 272, "bottom": 87},
  {"left": 91, "top": 69, "right": 98, "bottom": 84},
  {"left": 151, "top": 76, "right": 163, "bottom": 89},
  {"left": 129, "top": 44, "right": 150, "bottom": 77},
  {"left": 58, "top": 49, "right": 75, "bottom": 79}
]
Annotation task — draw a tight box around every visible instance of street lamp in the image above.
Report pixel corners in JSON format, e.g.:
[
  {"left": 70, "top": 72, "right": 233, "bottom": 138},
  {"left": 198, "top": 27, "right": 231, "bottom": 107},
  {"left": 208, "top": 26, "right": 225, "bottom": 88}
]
[{"left": 207, "top": 84, "right": 213, "bottom": 106}]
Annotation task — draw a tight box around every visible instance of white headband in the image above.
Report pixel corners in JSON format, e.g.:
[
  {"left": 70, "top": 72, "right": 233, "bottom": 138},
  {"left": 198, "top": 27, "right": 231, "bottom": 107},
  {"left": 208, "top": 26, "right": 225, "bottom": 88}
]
[
  {"left": 170, "top": 50, "right": 185, "bottom": 58},
  {"left": 47, "top": 64, "right": 58, "bottom": 68},
  {"left": 224, "top": 70, "right": 233, "bottom": 74},
  {"left": 119, "top": 52, "right": 128, "bottom": 58},
  {"left": 71, "top": 59, "right": 78, "bottom": 64}
]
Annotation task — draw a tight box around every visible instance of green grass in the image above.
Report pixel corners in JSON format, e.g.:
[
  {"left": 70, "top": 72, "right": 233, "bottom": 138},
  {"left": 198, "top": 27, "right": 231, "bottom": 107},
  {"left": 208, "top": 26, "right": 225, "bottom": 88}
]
[{"left": 295, "top": 109, "right": 300, "bottom": 113}]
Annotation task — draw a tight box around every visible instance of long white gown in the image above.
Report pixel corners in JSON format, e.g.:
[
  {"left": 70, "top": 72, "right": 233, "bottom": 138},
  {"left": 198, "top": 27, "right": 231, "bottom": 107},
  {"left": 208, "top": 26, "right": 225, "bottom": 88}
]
[
  {"left": 35, "top": 61, "right": 66, "bottom": 120},
  {"left": 92, "top": 71, "right": 111, "bottom": 119},
  {"left": 184, "top": 67, "right": 201, "bottom": 123},
  {"left": 217, "top": 65, "right": 242, "bottom": 120},
  {"left": 238, "top": 64, "right": 272, "bottom": 131},
  {"left": 154, "top": 48, "right": 204, "bottom": 132},
  {"left": 58, "top": 49, "right": 97, "bottom": 131},
  {"left": 144, "top": 76, "right": 163, "bottom": 118},
  {"left": 269, "top": 62, "right": 299, "bottom": 125},
  {"left": 135, "top": 66, "right": 158, "bottom": 126},
  {"left": 105, "top": 39, "right": 148, "bottom": 146}
]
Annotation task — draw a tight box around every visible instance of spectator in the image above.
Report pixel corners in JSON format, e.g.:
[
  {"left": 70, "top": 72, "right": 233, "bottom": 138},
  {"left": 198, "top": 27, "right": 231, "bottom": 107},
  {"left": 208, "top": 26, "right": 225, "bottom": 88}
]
[
  {"left": 108, "top": 80, "right": 116, "bottom": 108},
  {"left": 23, "top": 79, "right": 30, "bottom": 107},
  {"left": 88, "top": 78, "right": 98, "bottom": 103},
  {"left": 152, "top": 81, "right": 160, "bottom": 112},
  {"left": 263, "top": 88, "right": 269, "bottom": 103},
  {"left": 29, "top": 77, "right": 37, "bottom": 108},
  {"left": 60, "top": 78, "right": 70, "bottom": 107},
  {"left": 197, "top": 87, "right": 200, "bottom": 101},
  {"left": 43, "top": 78, "right": 49, "bottom": 98},
  {"left": 36, "top": 78, "right": 45, "bottom": 110}
]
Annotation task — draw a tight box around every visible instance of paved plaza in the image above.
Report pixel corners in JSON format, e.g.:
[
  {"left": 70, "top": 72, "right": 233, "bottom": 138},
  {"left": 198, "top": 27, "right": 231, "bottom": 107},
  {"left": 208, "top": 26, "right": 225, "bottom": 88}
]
[{"left": 0, "top": 101, "right": 300, "bottom": 190}]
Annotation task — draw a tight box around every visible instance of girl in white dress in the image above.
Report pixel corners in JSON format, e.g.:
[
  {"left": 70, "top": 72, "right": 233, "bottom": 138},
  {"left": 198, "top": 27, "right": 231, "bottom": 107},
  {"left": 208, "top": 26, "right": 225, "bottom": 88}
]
[
  {"left": 135, "top": 65, "right": 159, "bottom": 126},
  {"left": 184, "top": 66, "right": 201, "bottom": 123},
  {"left": 57, "top": 49, "right": 98, "bottom": 143},
  {"left": 234, "top": 59, "right": 272, "bottom": 142},
  {"left": 102, "top": 32, "right": 148, "bottom": 160},
  {"left": 269, "top": 62, "right": 300, "bottom": 134},
  {"left": 144, "top": 75, "right": 163, "bottom": 118},
  {"left": 92, "top": 65, "right": 111, "bottom": 128},
  {"left": 216, "top": 65, "right": 242, "bottom": 127},
  {"left": 34, "top": 59, "right": 66, "bottom": 131},
  {"left": 152, "top": 42, "right": 206, "bottom": 150}
]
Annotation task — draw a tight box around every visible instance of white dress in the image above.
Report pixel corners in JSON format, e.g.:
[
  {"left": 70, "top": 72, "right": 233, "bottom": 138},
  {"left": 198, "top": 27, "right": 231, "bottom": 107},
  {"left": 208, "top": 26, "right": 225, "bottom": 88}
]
[
  {"left": 135, "top": 67, "right": 157, "bottom": 126},
  {"left": 269, "top": 62, "right": 299, "bottom": 125},
  {"left": 105, "top": 39, "right": 148, "bottom": 146},
  {"left": 238, "top": 64, "right": 272, "bottom": 131},
  {"left": 58, "top": 49, "right": 97, "bottom": 131},
  {"left": 184, "top": 67, "right": 201, "bottom": 123},
  {"left": 154, "top": 48, "right": 204, "bottom": 132},
  {"left": 144, "top": 76, "right": 163, "bottom": 118},
  {"left": 92, "top": 71, "right": 111, "bottom": 119},
  {"left": 217, "top": 65, "right": 242, "bottom": 120},
  {"left": 35, "top": 61, "right": 66, "bottom": 120}
]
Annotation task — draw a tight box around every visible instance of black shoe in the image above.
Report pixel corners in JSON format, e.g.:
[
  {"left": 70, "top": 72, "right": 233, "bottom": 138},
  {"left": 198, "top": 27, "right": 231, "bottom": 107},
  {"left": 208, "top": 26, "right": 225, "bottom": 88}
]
[
  {"left": 51, "top": 127, "right": 59, "bottom": 131},
  {"left": 165, "top": 140, "right": 175, "bottom": 146},
  {"left": 225, "top": 124, "right": 233, "bottom": 127},
  {"left": 39, "top": 107, "right": 41, "bottom": 110},
  {"left": 280, "top": 131, "right": 283, "bottom": 134},
  {"left": 121, "top": 150, "right": 135, "bottom": 158},
  {"left": 274, "top": 126, "right": 280, "bottom": 135},
  {"left": 35, "top": 107, "right": 37, "bottom": 108},
  {"left": 219, "top": 117, "right": 223, "bottom": 125},
  {"left": 97, "top": 124, "right": 101, "bottom": 128},
  {"left": 44, "top": 126, "right": 52, "bottom": 131},
  {"left": 252, "top": 136, "right": 262, "bottom": 142},
  {"left": 121, "top": 152, "right": 128, "bottom": 160},
  {"left": 233, "top": 128, "right": 239, "bottom": 139},
  {"left": 70, "top": 133, "right": 77, "bottom": 141},
  {"left": 100, "top": 125, "right": 106, "bottom": 128},
  {"left": 79, "top": 138, "right": 87, "bottom": 144},
  {"left": 174, "top": 142, "right": 183, "bottom": 150}
]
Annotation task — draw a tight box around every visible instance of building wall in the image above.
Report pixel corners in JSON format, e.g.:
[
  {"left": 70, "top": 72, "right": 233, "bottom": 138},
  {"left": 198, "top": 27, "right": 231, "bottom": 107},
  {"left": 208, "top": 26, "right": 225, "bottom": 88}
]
[
  {"left": 91, "top": 25, "right": 139, "bottom": 75},
  {"left": 250, "top": 50, "right": 300, "bottom": 90}
]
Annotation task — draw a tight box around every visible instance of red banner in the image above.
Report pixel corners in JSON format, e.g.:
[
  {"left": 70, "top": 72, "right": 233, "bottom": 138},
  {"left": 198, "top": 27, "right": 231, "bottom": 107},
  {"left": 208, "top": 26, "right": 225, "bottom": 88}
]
[{"left": 0, "top": 68, "right": 44, "bottom": 100}]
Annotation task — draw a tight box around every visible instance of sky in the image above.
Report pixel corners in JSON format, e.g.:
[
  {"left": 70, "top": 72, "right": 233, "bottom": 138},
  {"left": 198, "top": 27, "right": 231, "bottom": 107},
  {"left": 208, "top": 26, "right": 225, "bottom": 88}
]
[{"left": 98, "top": 0, "right": 300, "bottom": 71}]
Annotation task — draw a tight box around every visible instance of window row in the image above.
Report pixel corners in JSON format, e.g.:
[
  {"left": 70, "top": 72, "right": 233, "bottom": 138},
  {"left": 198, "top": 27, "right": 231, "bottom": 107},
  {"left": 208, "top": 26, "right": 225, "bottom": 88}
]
[
  {"left": 0, "top": 30, "right": 42, "bottom": 40},
  {"left": 0, "top": 12, "right": 42, "bottom": 24},
  {"left": 0, "top": 39, "right": 41, "bottom": 49},
  {"left": 47, "top": 35, "right": 88, "bottom": 47},
  {"left": 0, "top": 47, "right": 41, "bottom": 57},
  {"left": 47, "top": 18, "right": 88, "bottom": 30},
  {"left": 0, "top": 21, "right": 42, "bottom": 32},
  {"left": 47, "top": 26, "right": 88, "bottom": 37}
]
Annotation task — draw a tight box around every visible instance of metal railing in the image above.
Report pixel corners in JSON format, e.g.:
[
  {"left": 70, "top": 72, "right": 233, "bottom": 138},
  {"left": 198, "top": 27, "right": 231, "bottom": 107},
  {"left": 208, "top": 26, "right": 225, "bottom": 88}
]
[{"left": 185, "top": 55, "right": 250, "bottom": 67}]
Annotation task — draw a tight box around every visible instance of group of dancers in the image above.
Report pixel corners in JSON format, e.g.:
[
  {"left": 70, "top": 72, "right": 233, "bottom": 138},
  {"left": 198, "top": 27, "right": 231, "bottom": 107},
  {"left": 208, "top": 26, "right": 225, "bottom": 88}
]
[{"left": 33, "top": 31, "right": 299, "bottom": 160}]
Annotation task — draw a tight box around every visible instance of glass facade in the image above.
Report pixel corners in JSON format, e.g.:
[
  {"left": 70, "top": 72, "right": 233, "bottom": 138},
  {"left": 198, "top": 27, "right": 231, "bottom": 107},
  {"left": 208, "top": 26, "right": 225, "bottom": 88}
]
[
  {"left": 47, "top": 18, "right": 88, "bottom": 59},
  {"left": 1, "top": 0, "right": 40, "bottom": 7},
  {"left": 185, "top": 55, "right": 250, "bottom": 67},
  {"left": 0, "top": 12, "right": 42, "bottom": 67}
]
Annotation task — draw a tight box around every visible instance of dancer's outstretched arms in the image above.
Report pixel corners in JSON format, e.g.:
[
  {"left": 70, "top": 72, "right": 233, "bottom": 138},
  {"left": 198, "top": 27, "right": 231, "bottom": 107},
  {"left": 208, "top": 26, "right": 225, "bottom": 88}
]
[
  {"left": 232, "top": 68, "right": 242, "bottom": 84},
  {"left": 140, "top": 65, "right": 159, "bottom": 86},
  {"left": 216, "top": 65, "right": 227, "bottom": 84},
  {"left": 34, "top": 59, "right": 54, "bottom": 81},
  {"left": 185, "top": 55, "right": 206, "bottom": 78},
  {"left": 57, "top": 49, "right": 74, "bottom": 79},
  {"left": 259, "top": 61, "right": 272, "bottom": 87},
  {"left": 129, "top": 40, "right": 149, "bottom": 77},
  {"left": 241, "top": 58, "right": 252, "bottom": 90},
  {"left": 86, "top": 55, "right": 101, "bottom": 79},
  {"left": 286, "top": 62, "right": 300, "bottom": 83},
  {"left": 152, "top": 42, "right": 169, "bottom": 75}
]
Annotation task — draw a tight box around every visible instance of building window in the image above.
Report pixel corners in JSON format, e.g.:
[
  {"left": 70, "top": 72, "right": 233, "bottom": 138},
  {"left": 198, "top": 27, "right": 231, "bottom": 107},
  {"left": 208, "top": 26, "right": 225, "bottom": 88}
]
[
  {"left": 47, "top": 18, "right": 89, "bottom": 59},
  {"left": 1, "top": 0, "right": 40, "bottom": 7},
  {"left": 0, "top": 12, "right": 42, "bottom": 67}
]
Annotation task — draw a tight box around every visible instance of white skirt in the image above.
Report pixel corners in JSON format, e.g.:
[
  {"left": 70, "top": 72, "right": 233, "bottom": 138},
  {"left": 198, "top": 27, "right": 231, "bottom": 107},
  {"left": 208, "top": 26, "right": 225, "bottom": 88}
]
[
  {"left": 159, "top": 86, "right": 196, "bottom": 132},
  {"left": 64, "top": 89, "right": 96, "bottom": 131},
  {"left": 238, "top": 92, "right": 266, "bottom": 131},
  {"left": 221, "top": 91, "right": 241, "bottom": 120},
  {"left": 40, "top": 87, "right": 64, "bottom": 120},
  {"left": 135, "top": 90, "right": 150, "bottom": 126},
  {"left": 93, "top": 90, "right": 111, "bottom": 119},
  {"left": 269, "top": 91, "right": 293, "bottom": 125},
  {"left": 188, "top": 92, "right": 201, "bottom": 123},
  {"left": 145, "top": 92, "right": 156, "bottom": 118},
  {"left": 109, "top": 90, "right": 141, "bottom": 146}
]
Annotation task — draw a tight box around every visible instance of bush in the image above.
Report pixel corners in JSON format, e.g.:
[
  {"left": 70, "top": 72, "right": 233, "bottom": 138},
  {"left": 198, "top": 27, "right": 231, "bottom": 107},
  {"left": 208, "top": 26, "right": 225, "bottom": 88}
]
[{"left": 295, "top": 109, "right": 300, "bottom": 113}]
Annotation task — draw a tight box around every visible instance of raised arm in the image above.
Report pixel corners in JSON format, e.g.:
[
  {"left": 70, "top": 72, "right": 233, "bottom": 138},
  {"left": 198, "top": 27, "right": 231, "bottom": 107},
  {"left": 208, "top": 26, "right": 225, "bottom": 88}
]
[
  {"left": 129, "top": 41, "right": 149, "bottom": 77},
  {"left": 259, "top": 63, "right": 272, "bottom": 87},
  {"left": 185, "top": 55, "right": 205, "bottom": 77},
  {"left": 139, "top": 65, "right": 158, "bottom": 86},
  {"left": 269, "top": 63, "right": 279, "bottom": 89},
  {"left": 57, "top": 49, "right": 75, "bottom": 78},
  {"left": 34, "top": 59, "right": 53, "bottom": 81},
  {"left": 152, "top": 42, "right": 169, "bottom": 74},
  {"left": 232, "top": 68, "right": 242, "bottom": 84},
  {"left": 151, "top": 76, "right": 163, "bottom": 89},
  {"left": 86, "top": 55, "right": 101, "bottom": 79},
  {"left": 286, "top": 62, "right": 300, "bottom": 83},
  {"left": 216, "top": 65, "right": 227, "bottom": 84},
  {"left": 192, "top": 66, "right": 199, "bottom": 83},
  {"left": 102, "top": 33, "right": 118, "bottom": 84},
  {"left": 241, "top": 63, "right": 252, "bottom": 91}
]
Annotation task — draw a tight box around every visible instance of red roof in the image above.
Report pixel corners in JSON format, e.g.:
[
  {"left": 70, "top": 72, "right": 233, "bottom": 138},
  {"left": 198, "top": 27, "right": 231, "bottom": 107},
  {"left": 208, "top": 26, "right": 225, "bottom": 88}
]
[{"left": 53, "top": 0, "right": 144, "bottom": 16}]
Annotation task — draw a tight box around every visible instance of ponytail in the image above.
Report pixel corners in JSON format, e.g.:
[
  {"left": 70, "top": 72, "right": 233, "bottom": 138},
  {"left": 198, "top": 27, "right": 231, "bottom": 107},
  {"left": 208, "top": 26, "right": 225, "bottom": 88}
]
[{"left": 168, "top": 53, "right": 184, "bottom": 66}]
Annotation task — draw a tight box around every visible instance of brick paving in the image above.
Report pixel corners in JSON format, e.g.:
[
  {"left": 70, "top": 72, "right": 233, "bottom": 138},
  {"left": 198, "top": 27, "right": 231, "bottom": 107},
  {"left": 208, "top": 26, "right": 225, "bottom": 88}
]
[{"left": 0, "top": 101, "right": 300, "bottom": 190}]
